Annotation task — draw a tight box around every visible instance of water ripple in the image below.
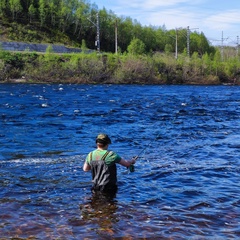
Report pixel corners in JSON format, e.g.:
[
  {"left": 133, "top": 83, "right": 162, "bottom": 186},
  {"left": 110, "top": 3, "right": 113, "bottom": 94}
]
[{"left": 0, "top": 84, "right": 239, "bottom": 239}]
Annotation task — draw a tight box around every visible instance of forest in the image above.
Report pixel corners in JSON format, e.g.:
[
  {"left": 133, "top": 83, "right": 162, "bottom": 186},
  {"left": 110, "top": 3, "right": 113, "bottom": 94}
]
[
  {"left": 0, "top": 0, "right": 215, "bottom": 54},
  {"left": 0, "top": 0, "right": 239, "bottom": 85}
]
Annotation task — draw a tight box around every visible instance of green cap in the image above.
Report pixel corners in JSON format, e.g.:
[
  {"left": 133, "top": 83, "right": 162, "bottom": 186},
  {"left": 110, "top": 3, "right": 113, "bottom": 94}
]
[{"left": 96, "top": 134, "right": 111, "bottom": 144}]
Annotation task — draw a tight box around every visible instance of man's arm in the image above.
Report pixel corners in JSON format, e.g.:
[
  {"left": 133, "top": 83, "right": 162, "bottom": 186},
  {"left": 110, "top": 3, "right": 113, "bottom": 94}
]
[
  {"left": 83, "top": 161, "right": 91, "bottom": 171},
  {"left": 118, "top": 157, "right": 136, "bottom": 167}
]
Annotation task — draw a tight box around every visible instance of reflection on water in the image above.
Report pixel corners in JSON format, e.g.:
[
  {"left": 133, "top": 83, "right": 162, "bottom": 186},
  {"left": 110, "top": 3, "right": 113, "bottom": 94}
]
[
  {"left": 79, "top": 192, "right": 118, "bottom": 238},
  {"left": 0, "top": 84, "right": 240, "bottom": 239}
]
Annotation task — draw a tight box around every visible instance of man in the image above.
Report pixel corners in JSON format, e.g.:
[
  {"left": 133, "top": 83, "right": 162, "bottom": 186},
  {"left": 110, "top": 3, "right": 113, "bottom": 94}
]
[{"left": 83, "top": 133, "right": 136, "bottom": 194}]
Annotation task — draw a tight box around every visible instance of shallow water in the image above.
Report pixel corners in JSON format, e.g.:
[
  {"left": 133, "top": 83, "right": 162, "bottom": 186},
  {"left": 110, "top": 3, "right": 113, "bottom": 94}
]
[{"left": 0, "top": 84, "right": 239, "bottom": 239}]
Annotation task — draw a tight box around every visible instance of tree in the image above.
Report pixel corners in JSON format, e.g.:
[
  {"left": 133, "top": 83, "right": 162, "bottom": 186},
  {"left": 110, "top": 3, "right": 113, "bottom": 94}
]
[
  {"left": 155, "top": 27, "right": 168, "bottom": 51},
  {"left": 99, "top": 8, "right": 117, "bottom": 52},
  {"left": 0, "top": 0, "right": 7, "bottom": 16},
  {"left": 141, "top": 26, "right": 157, "bottom": 52},
  {"left": 202, "top": 53, "right": 212, "bottom": 75},
  {"left": 28, "top": 4, "right": 36, "bottom": 23},
  {"left": 197, "top": 32, "right": 211, "bottom": 56},
  {"left": 39, "top": 0, "right": 48, "bottom": 27},
  {"left": 164, "top": 44, "right": 173, "bottom": 54},
  {"left": 9, "top": 0, "right": 23, "bottom": 20},
  {"left": 212, "top": 49, "right": 222, "bottom": 75},
  {"left": 59, "top": 0, "right": 76, "bottom": 32},
  {"left": 81, "top": 39, "right": 88, "bottom": 50},
  {"left": 127, "top": 38, "right": 146, "bottom": 55},
  {"left": 117, "top": 17, "right": 135, "bottom": 52},
  {"left": 49, "top": 0, "right": 59, "bottom": 27},
  {"left": 73, "top": 1, "right": 90, "bottom": 38},
  {"left": 190, "top": 32, "right": 211, "bottom": 56}
]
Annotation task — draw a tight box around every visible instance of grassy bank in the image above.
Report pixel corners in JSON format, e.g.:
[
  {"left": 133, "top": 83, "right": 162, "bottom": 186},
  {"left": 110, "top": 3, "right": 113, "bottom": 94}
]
[{"left": 0, "top": 50, "right": 239, "bottom": 85}]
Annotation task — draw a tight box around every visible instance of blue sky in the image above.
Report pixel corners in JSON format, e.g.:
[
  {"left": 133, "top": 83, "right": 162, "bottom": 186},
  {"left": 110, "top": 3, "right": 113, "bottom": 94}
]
[{"left": 91, "top": 0, "right": 240, "bottom": 46}]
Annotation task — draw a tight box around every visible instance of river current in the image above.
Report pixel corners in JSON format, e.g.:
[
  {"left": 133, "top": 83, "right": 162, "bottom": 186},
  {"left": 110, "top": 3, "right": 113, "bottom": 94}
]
[{"left": 0, "top": 84, "right": 239, "bottom": 239}]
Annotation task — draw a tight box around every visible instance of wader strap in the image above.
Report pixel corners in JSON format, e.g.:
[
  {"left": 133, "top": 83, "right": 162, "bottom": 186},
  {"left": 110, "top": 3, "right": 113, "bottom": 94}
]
[
  {"left": 101, "top": 151, "right": 109, "bottom": 161},
  {"left": 90, "top": 152, "right": 93, "bottom": 161}
]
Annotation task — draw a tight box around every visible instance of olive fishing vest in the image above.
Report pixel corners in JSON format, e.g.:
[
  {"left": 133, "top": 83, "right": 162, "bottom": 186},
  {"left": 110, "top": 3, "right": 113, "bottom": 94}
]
[{"left": 89, "top": 151, "right": 117, "bottom": 191}]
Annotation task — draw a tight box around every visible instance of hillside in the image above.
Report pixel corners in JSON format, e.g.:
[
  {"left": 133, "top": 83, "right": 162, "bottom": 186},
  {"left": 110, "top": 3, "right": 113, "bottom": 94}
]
[
  {"left": 0, "top": 0, "right": 216, "bottom": 55},
  {"left": 0, "top": 18, "right": 79, "bottom": 48}
]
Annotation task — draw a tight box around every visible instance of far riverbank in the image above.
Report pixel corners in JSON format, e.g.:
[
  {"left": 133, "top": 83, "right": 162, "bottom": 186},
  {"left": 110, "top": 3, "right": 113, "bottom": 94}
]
[{"left": 0, "top": 51, "right": 239, "bottom": 85}]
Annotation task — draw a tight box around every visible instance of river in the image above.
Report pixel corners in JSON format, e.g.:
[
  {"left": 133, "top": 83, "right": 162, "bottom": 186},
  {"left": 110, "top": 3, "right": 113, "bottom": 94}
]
[{"left": 0, "top": 84, "right": 239, "bottom": 239}]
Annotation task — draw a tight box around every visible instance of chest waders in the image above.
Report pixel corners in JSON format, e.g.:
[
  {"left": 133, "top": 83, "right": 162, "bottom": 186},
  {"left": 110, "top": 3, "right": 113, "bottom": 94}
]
[{"left": 90, "top": 151, "right": 118, "bottom": 192}]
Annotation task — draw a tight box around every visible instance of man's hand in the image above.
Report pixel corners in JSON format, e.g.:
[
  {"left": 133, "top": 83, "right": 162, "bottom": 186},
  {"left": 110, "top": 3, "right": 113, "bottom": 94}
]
[{"left": 131, "top": 156, "right": 138, "bottom": 164}]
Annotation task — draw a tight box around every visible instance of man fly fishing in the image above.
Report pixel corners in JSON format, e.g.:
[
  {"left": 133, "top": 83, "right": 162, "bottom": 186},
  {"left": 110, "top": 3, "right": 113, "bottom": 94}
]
[{"left": 83, "top": 133, "right": 137, "bottom": 195}]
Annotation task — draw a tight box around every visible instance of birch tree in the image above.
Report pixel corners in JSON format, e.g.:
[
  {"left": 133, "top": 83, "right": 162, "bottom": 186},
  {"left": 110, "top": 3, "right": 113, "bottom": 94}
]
[{"left": 9, "top": 0, "right": 23, "bottom": 20}]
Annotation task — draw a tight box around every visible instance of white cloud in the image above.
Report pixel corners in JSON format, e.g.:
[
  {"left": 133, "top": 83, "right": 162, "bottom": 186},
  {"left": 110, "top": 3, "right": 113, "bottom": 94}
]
[
  {"left": 205, "top": 10, "right": 240, "bottom": 30},
  {"left": 111, "top": 0, "right": 206, "bottom": 29},
  {"left": 200, "top": 10, "right": 240, "bottom": 42},
  {"left": 145, "top": 10, "right": 198, "bottom": 29},
  {"left": 118, "top": 0, "right": 199, "bottom": 9},
  {"left": 112, "top": 0, "right": 200, "bottom": 16}
]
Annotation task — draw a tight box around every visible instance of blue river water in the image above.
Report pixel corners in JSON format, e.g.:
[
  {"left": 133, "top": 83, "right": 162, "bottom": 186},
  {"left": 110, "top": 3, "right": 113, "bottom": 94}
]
[{"left": 0, "top": 84, "right": 239, "bottom": 239}]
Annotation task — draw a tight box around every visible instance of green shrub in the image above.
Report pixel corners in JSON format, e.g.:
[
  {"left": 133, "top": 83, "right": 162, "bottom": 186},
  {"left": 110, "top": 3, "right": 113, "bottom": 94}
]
[{"left": 114, "top": 55, "right": 155, "bottom": 83}]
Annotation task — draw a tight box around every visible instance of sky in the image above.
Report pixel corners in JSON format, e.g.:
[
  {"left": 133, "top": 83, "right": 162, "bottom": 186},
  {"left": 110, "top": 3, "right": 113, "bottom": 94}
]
[{"left": 91, "top": 0, "right": 240, "bottom": 46}]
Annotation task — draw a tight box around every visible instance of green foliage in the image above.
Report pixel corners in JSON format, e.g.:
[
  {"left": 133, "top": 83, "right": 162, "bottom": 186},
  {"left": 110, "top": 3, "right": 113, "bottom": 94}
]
[
  {"left": 164, "top": 44, "right": 173, "bottom": 54},
  {"left": 28, "top": 4, "right": 36, "bottom": 23},
  {"left": 127, "top": 38, "right": 146, "bottom": 55},
  {"left": 46, "top": 45, "right": 53, "bottom": 53},
  {"left": 9, "top": 0, "right": 23, "bottom": 20},
  {"left": 0, "top": 51, "right": 24, "bottom": 68},
  {"left": 201, "top": 53, "right": 212, "bottom": 75},
  {"left": 81, "top": 39, "right": 88, "bottom": 50},
  {"left": 190, "top": 32, "right": 212, "bottom": 56},
  {"left": 0, "top": 50, "right": 28, "bottom": 80},
  {"left": 0, "top": 44, "right": 239, "bottom": 85},
  {"left": 39, "top": 0, "right": 48, "bottom": 27},
  {"left": 104, "top": 53, "right": 119, "bottom": 74},
  {"left": 0, "top": 59, "right": 5, "bottom": 80},
  {"left": 223, "top": 57, "right": 239, "bottom": 78},
  {"left": 114, "top": 55, "right": 156, "bottom": 83}
]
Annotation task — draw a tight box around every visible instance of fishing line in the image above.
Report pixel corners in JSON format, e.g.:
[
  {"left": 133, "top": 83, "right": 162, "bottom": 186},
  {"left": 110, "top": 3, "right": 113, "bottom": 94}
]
[{"left": 129, "top": 131, "right": 162, "bottom": 172}]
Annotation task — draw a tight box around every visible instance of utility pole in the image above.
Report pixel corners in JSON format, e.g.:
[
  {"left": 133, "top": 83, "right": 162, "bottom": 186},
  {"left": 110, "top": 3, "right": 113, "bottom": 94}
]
[
  {"left": 237, "top": 36, "right": 239, "bottom": 57},
  {"left": 186, "top": 26, "right": 198, "bottom": 58},
  {"left": 221, "top": 31, "right": 224, "bottom": 61},
  {"left": 115, "top": 19, "right": 118, "bottom": 54},
  {"left": 220, "top": 31, "right": 228, "bottom": 61},
  {"left": 175, "top": 28, "right": 178, "bottom": 59},
  {"left": 88, "top": 12, "right": 100, "bottom": 53},
  {"left": 187, "top": 26, "right": 190, "bottom": 58},
  {"left": 96, "top": 12, "right": 100, "bottom": 53}
]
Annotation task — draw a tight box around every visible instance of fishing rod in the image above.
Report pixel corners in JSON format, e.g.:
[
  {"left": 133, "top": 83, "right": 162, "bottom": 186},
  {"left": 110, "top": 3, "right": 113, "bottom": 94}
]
[{"left": 129, "top": 132, "right": 161, "bottom": 172}]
